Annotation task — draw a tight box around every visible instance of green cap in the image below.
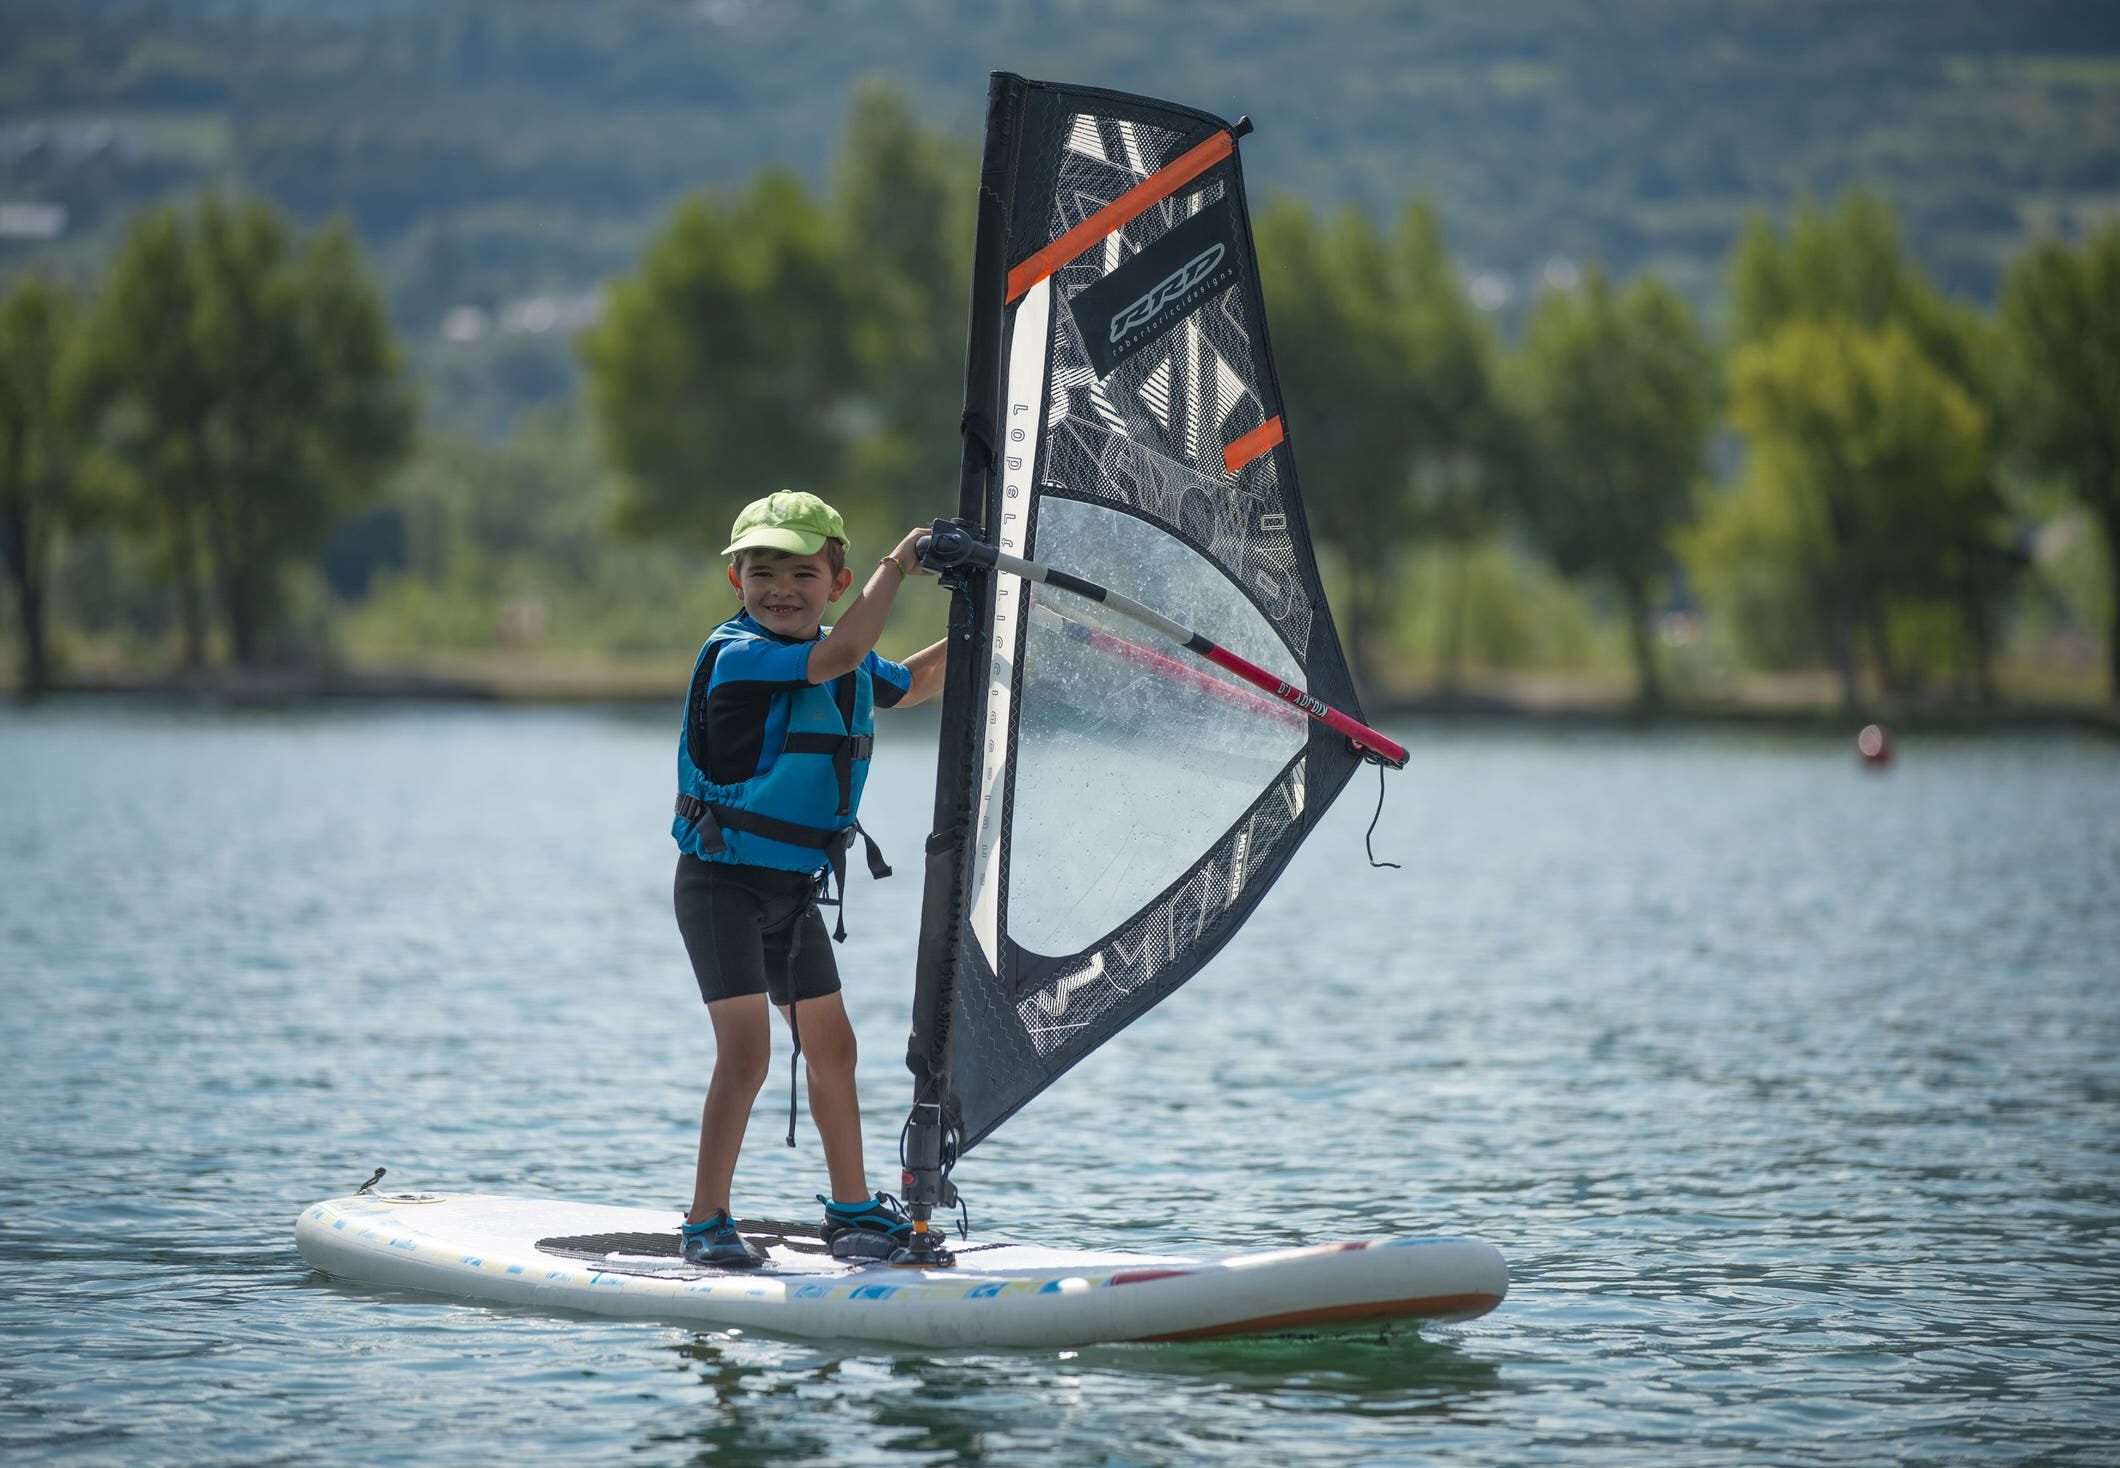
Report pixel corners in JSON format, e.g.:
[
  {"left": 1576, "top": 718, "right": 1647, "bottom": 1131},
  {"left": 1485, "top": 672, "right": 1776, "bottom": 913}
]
[{"left": 722, "top": 491, "right": 848, "bottom": 558}]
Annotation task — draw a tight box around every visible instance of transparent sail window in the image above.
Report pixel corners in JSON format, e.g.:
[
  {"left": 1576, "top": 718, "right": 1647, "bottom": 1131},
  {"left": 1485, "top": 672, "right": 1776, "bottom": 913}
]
[{"left": 1005, "top": 496, "right": 1306, "bottom": 960}]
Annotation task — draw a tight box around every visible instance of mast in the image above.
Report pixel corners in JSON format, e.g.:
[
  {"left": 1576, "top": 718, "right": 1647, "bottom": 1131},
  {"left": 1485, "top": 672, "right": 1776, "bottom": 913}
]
[{"left": 897, "top": 71, "right": 1026, "bottom": 1267}]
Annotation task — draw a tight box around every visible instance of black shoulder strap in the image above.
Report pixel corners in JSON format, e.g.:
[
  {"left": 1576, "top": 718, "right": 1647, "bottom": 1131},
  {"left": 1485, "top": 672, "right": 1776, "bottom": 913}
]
[
  {"left": 827, "top": 673, "right": 860, "bottom": 815},
  {"left": 683, "top": 639, "right": 728, "bottom": 774}
]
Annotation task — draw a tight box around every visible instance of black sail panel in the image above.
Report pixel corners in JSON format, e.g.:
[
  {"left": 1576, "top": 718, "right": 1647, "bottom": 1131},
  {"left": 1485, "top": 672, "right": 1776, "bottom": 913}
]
[{"left": 911, "top": 75, "right": 1369, "bottom": 1155}]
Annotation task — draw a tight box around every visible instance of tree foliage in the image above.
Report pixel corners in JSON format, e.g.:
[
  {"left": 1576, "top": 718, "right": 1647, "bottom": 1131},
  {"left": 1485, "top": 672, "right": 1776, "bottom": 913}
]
[
  {"left": 1703, "top": 192, "right": 2016, "bottom": 702},
  {"left": 87, "top": 196, "right": 414, "bottom": 665},
  {"left": 8, "top": 100, "right": 2118, "bottom": 706},
  {"left": 583, "top": 91, "right": 973, "bottom": 583},
  {"left": 87, "top": 206, "right": 216, "bottom": 664},
  {"left": 0, "top": 275, "right": 90, "bottom": 697},
  {"left": 1257, "top": 199, "right": 1503, "bottom": 685},
  {"left": 582, "top": 171, "right": 855, "bottom": 549},
  {"left": 1725, "top": 321, "right": 1995, "bottom": 704},
  {"left": 1509, "top": 269, "right": 1718, "bottom": 707},
  {"left": 829, "top": 83, "right": 976, "bottom": 546},
  {"left": 2002, "top": 225, "right": 2120, "bottom": 700},
  {"left": 9, "top": 0, "right": 2117, "bottom": 442}
]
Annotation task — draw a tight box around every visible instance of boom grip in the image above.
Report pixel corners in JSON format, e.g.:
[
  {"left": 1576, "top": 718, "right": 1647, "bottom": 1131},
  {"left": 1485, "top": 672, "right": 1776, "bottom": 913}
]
[{"left": 919, "top": 518, "right": 996, "bottom": 574}]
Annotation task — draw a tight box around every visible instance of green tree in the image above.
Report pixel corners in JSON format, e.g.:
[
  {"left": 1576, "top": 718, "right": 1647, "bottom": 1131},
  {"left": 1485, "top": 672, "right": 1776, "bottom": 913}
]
[
  {"left": 1256, "top": 201, "right": 1408, "bottom": 683},
  {"left": 1725, "top": 321, "right": 1992, "bottom": 707},
  {"left": 0, "top": 275, "right": 92, "bottom": 697},
  {"left": 829, "top": 83, "right": 974, "bottom": 545},
  {"left": 582, "top": 171, "right": 854, "bottom": 550},
  {"left": 189, "top": 199, "right": 415, "bottom": 661},
  {"left": 1257, "top": 199, "right": 1502, "bottom": 688},
  {"left": 87, "top": 206, "right": 215, "bottom": 666},
  {"left": 89, "top": 197, "right": 412, "bottom": 665},
  {"left": 2002, "top": 225, "right": 2120, "bottom": 701},
  {"left": 1389, "top": 201, "right": 1506, "bottom": 689},
  {"left": 1508, "top": 269, "right": 1718, "bottom": 708},
  {"left": 1722, "top": 191, "right": 2015, "bottom": 696},
  {"left": 1729, "top": 192, "right": 1991, "bottom": 393}
]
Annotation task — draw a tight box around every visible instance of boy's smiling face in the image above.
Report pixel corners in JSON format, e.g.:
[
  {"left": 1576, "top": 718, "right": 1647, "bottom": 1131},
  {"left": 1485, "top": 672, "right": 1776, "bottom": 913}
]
[{"left": 728, "top": 548, "right": 853, "bottom": 640}]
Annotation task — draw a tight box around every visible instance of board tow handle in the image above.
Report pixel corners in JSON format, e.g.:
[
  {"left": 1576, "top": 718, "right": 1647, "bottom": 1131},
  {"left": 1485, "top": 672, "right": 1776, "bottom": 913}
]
[{"left": 919, "top": 521, "right": 1408, "bottom": 768}]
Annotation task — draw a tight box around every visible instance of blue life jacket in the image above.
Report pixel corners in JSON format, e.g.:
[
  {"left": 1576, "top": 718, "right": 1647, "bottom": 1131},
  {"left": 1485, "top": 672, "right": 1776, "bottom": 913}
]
[{"left": 672, "top": 620, "right": 890, "bottom": 921}]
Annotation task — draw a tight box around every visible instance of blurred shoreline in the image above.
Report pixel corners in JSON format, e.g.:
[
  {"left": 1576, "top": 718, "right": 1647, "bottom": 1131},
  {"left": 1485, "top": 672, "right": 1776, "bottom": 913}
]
[{"left": 10, "top": 657, "right": 2114, "bottom": 737}]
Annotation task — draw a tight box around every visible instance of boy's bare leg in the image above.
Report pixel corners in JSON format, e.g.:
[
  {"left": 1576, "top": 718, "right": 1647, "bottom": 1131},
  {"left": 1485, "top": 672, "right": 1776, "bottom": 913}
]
[
  {"left": 779, "top": 993, "right": 869, "bottom": 1204},
  {"left": 689, "top": 994, "right": 772, "bottom": 1224}
]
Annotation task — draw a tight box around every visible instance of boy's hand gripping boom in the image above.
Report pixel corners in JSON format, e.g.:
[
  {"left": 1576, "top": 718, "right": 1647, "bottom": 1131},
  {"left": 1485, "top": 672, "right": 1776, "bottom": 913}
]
[{"left": 919, "top": 520, "right": 1408, "bottom": 769}]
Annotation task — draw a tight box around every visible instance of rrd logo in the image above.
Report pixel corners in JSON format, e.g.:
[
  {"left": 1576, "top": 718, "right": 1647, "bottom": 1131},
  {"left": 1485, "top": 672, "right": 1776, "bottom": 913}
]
[{"left": 1109, "top": 243, "right": 1226, "bottom": 345}]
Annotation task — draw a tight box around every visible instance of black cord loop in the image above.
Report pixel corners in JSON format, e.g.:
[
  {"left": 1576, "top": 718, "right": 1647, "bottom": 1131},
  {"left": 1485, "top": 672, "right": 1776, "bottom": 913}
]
[{"left": 1363, "top": 754, "right": 1400, "bottom": 870}]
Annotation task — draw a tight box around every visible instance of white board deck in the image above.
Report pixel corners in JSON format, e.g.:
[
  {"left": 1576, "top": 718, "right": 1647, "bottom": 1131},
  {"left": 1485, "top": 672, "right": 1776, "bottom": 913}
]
[{"left": 296, "top": 1192, "right": 1507, "bottom": 1348}]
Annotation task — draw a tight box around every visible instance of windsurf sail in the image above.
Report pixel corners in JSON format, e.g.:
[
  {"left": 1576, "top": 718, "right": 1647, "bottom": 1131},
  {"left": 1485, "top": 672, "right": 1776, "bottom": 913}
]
[{"left": 900, "top": 74, "right": 1391, "bottom": 1254}]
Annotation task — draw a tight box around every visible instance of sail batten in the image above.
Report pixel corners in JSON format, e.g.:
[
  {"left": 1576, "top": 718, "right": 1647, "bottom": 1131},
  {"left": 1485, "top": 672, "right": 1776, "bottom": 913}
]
[{"left": 909, "top": 74, "right": 1377, "bottom": 1165}]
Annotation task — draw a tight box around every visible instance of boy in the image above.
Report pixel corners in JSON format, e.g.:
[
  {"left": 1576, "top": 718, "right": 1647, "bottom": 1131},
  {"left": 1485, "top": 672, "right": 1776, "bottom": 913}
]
[{"left": 672, "top": 491, "right": 943, "bottom": 1268}]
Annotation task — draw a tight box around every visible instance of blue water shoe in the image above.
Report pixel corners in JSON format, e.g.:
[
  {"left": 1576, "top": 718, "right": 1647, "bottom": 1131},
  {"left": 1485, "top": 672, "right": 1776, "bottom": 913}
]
[
  {"left": 819, "top": 1192, "right": 915, "bottom": 1262},
  {"left": 680, "top": 1210, "right": 766, "bottom": 1270}
]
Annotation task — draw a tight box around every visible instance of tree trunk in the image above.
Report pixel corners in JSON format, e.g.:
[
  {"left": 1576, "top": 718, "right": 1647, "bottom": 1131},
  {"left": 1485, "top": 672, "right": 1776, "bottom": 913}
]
[
  {"left": 14, "top": 561, "right": 46, "bottom": 699},
  {"left": 1623, "top": 575, "right": 1661, "bottom": 712},
  {"left": 208, "top": 506, "right": 259, "bottom": 667},
  {"left": 1822, "top": 480, "right": 1862, "bottom": 710},
  {"left": 172, "top": 496, "right": 208, "bottom": 669},
  {"left": 1340, "top": 562, "right": 1377, "bottom": 695},
  {"left": 1437, "top": 544, "right": 1467, "bottom": 693},
  {"left": 1864, "top": 594, "right": 1900, "bottom": 701},
  {"left": 2, "top": 489, "right": 49, "bottom": 700},
  {"left": 2102, "top": 493, "right": 2120, "bottom": 706},
  {"left": 1956, "top": 564, "right": 1997, "bottom": 706},
  {"left": 1349, "top": 544, "right": 1396, "bottom": 695},
  {"left": 1827, "top": 568, "right": 1860, "bottom": 710}
]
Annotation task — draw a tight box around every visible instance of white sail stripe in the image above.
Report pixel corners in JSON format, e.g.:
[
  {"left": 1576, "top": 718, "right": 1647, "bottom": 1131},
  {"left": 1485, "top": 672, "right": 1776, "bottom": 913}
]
[
  {"left": 1020, "top": 953, "right": 1109, "bottom": 1021},
  {"left": 1065, "top": 113, "right": 1106, "bottom": 162},
  {"left": 1183, "top": 315, "right": 1203, "bottom": 466},
  {"left": 1117, "top": 119, "right": 1148, "bottom": 179},
  {"left": 1215, "top": 352, "right": 1252, "bottom": 428},
  {"left": 1140, "top": 356, "right": 1172, "bottom": 431},
  {"left": 1087, "top": 378, "right": 1128, "bottom": 434},
  {"left": 969, "top": 276, "right": 1051, "bottom": 969}
]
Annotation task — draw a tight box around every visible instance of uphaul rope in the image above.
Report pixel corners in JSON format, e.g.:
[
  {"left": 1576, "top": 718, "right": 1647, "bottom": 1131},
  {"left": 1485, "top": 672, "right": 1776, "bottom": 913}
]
[{"left": 920, "top": 521, "right": 1408, "bottom": 768}]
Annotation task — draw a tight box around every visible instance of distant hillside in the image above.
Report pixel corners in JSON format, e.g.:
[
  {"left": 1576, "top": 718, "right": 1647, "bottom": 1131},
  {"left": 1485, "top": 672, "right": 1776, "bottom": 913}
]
[{"left": 6, "top": 0, "right": 2117, "bottom": 431}]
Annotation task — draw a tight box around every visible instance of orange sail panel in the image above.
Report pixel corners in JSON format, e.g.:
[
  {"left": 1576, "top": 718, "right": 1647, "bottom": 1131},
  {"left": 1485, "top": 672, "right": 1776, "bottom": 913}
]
[
  {"left": 1006, "top": 131, "right": 1234, "bottom": 303},
  {"left": 1221, "top": 415, "right": 1284, "bottom": 476}
]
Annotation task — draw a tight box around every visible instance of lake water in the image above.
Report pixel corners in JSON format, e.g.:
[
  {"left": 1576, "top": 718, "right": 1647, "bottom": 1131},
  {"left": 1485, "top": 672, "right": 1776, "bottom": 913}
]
[{"left": 2, "top": 702, "right": 2116, "bottom": 1464}]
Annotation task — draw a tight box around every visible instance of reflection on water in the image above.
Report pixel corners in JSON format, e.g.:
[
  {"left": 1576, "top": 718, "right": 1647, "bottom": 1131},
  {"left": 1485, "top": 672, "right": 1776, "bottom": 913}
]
[
  {"left": 645, "top": 1328, "right": 1506, "bottom": 1466},
  {"left": 1, "top": 704, "right": 2116, "bottom": 1464}
]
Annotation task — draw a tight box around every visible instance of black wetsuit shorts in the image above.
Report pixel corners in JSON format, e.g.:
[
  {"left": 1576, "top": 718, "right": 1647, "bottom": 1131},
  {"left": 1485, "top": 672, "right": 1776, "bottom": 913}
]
[{"left": 673, "top": 853, "right": 841, "bottom": 1007}]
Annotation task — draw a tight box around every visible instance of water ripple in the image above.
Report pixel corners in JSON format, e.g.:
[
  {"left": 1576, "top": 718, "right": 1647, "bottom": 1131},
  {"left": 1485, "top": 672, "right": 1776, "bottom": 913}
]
[{"left": 2, "top": 708, "right": 2116, "bottom": 1463}]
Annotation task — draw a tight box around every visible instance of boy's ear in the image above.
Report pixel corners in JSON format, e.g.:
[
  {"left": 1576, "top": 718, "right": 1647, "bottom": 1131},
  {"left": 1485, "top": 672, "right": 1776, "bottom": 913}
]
[
  {"left": 829, "top": 567, "right": 855, "bottom": 602},
  {"left": 726, "top": 563, "right": 741, "bottom": 593}
]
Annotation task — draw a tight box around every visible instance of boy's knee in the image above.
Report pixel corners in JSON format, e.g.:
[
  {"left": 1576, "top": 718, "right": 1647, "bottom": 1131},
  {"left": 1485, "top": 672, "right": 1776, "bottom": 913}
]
[
  {"left": 712, "top": 1046, "right": 772, "bottom": 1093},
  {"left": 801, "top": 1028, "right": 857, "bottom": 1076}
]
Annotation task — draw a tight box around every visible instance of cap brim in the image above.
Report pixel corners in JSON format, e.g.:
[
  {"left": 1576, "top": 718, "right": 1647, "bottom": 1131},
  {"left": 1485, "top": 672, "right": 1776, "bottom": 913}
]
[{"left": 722, "top": 526, "right": 828, "bottom": 557}]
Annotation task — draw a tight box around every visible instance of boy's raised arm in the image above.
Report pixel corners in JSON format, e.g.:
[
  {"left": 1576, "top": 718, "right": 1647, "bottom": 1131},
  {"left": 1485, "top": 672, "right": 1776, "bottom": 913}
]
[
  {"left": 890, "top": 640, "right": 948, "bottom": 707},
  {"left": 807, "top": 527, "right": 933, "bottom": 684}
]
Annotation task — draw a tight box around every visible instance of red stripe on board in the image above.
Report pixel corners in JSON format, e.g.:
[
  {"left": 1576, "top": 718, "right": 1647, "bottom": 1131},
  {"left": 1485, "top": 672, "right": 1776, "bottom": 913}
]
[
  {"left": 1137, "top": 1292, "right": 1504, "bottom": 1343},
  {"left": 1222, "top": 416, "right": 1284, "bottom": 476},
  {"left": 1107, "top": 1269, "right": 1193, "bottom": 1287},
  {"left": 1006, "top": 131, "right": 1234, "bottom": 302}
]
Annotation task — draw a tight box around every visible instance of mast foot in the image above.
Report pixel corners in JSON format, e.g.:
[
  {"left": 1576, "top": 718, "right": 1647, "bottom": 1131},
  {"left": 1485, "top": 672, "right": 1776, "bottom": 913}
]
[{"left": 888, "top": 1229, "right": 957, "bottom": 1269}]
